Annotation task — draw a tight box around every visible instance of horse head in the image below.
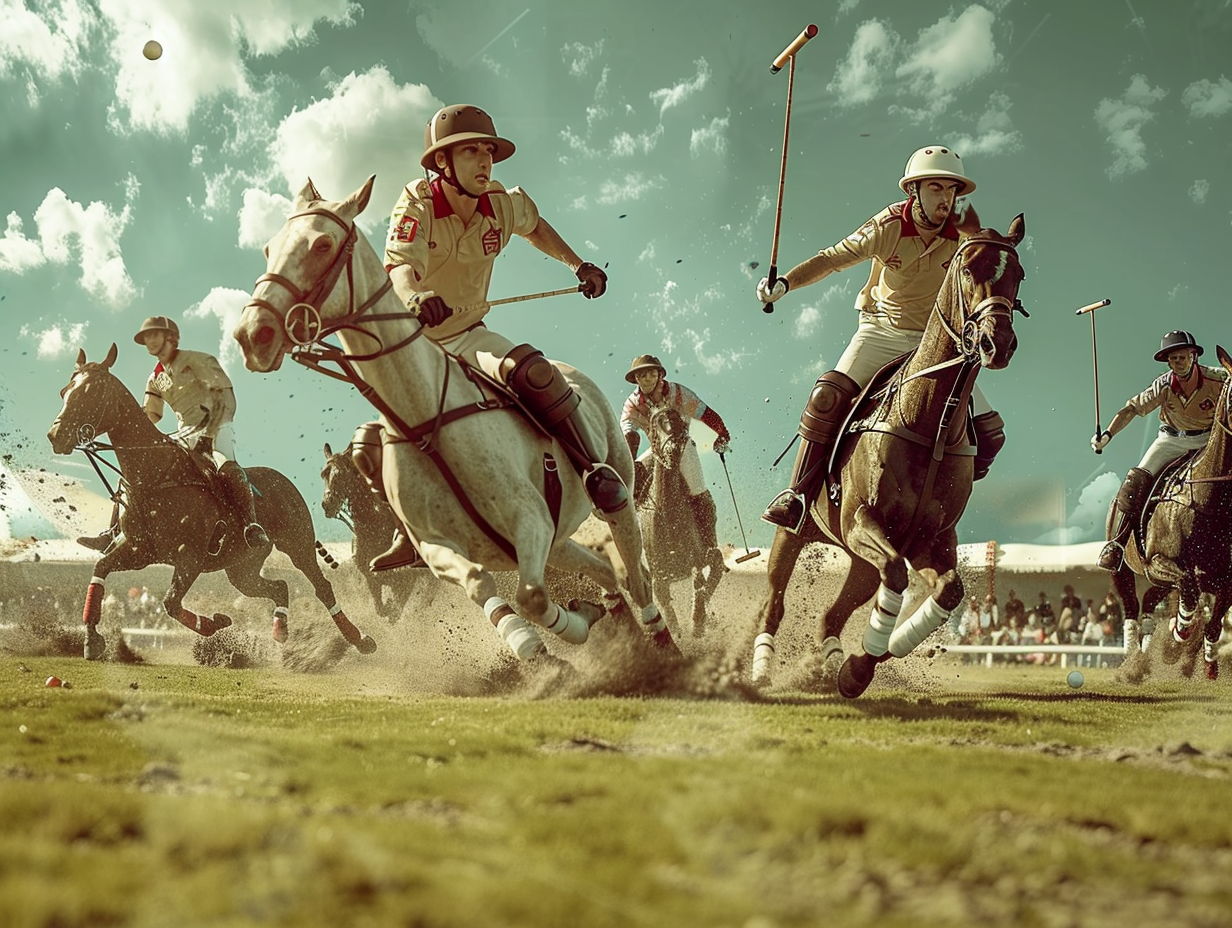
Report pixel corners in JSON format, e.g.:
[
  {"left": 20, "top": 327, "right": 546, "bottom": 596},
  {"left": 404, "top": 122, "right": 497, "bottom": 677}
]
[
  {"left": 234, "top": 176, "right": 378, "bottom": 373},
  {"left": 943, "top": 213, "right": 1027, "bottom": 371},
  {"left": 47, "top": 343, "right": 123, "bottom": 454},
  {"left": 647, "top": 407, "right": 690, "bottom": 471},
  {"left": 320, "top": 441, "right": 366, "bottom": 520}
]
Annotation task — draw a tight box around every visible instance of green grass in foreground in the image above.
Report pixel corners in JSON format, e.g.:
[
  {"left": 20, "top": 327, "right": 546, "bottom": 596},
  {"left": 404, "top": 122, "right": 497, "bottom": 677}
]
[{"left": 2, "top": 657, "right": 1231, "bottom": 928}]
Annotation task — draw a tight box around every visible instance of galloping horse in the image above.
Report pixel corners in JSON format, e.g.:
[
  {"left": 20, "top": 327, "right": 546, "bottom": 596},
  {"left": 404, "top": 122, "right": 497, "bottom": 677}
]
[
  {"left": 1112, "top": 344, "right": 1232, "bottom": 681},
  {"left": 636, "top": 406, "right": 726, "bottom": 638},
  {"left": 47, "top": 345, "right": 375, "bottom": 660},
  {"left": 232, "top": 176, "right": 678, "bottom": 665},
  {"left": 320, "top": 440, "right": 421, "bottom": 623},
  {"left": 765, "top": 216, "right": 1027, "bottom": 698}
]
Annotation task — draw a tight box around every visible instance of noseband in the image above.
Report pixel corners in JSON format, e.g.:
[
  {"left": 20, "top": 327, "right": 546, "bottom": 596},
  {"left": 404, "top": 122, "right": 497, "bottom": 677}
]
[
  {"left": 245, "top": 206, "right": 419, "bottom": 362},
  {"left": 936, "top": 236, "right": 1029, "bottom": 362}
]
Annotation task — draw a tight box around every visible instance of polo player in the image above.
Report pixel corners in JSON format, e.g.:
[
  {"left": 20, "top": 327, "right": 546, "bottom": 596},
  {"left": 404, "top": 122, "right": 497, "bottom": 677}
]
[
  {"left": 77, "top": 315, "right": 270, "bottom": 551},
  {"left": 361, "top": 104, "right": 618, "bottom": 571},
  {"left": 1092, "top": 330, "right": 1229, "bottom": 572},
  {"left": 619, "top": 354, "right": 732, "bottom": 551},
  {"left": 757, "top": 146, "right": 1006, "bottom": 532}
]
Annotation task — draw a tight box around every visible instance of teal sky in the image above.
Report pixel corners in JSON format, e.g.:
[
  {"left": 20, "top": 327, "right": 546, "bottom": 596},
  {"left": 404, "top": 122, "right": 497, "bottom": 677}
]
[{"left": 2, "top": 0, "right": 1231, "bottom": 548}]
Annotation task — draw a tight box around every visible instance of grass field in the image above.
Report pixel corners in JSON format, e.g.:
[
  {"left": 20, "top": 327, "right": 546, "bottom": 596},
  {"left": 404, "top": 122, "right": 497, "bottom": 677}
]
[{"left": 3, "top": 632, "right": 1232, "bottom": 928}]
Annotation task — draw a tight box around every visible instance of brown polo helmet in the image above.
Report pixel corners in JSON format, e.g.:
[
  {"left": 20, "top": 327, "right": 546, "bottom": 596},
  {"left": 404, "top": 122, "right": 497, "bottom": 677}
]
[
  {"left": 133, "top": 315, "right": 180, "bottom": 345},
  {"left": 421, "top": 105, "right": 516, "bottom": 172},
  {"left": 1154, "top": 330, "right": 1203, "bottom": 362},
  {"left": 625, "top": 354, "right": 667, "bottom": 384}
]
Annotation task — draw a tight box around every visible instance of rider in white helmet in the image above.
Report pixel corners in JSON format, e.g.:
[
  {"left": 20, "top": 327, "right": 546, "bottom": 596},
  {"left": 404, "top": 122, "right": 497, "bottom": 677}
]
[
  {"left": 369, "top": 104, "right": 616, "bottom": 571},
  {"left": 757, "top": 145, "right": 1004, "bottom": 532}
]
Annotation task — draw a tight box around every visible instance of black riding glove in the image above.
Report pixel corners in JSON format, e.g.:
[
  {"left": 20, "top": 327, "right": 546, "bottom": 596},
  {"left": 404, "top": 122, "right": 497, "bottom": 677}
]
[
  {"left": 575, "top": 261, "right": 607, "bottom": 299},
  {"left": 411, "top": 292, "right": 454, "bottom": 327}
]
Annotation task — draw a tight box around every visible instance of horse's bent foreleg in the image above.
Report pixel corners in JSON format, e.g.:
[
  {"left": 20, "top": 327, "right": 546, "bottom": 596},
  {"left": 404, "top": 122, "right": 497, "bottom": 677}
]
[
  {"left": 163, "top": 561, "right": 228, "bottom": 637},
  {"left": 845, "top": 506, "right": 910, "bottom": 659},
  {"left": 752, "top": 526, "right": 812, "bottom": 684},
  {"left": 602, "top": 508, "right": 678, "bottom": 652},
  {"left": 79, "top": 546, "right": 146, "bottom": 660},
  {"left": 883, "top": 532, "right": 962, "bottom": 659},
  {"left": 282, "top": 538, "right": 376, "bottom": 654}
]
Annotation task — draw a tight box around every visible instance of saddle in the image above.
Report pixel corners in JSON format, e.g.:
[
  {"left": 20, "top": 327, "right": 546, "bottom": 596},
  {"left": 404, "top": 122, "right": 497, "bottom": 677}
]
[{"left": 1128, "top": 449, "right": 1202, "bottom": 560}]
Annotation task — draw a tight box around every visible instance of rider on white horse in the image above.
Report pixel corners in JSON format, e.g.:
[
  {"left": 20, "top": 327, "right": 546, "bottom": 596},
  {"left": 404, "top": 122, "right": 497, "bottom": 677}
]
[
  {"left": 77, "top": 315, "right": 270, "bottom": 552},
  {"left": 365, "top": 104, "right": 620, "bottom": 571},
  {"left": 619, "top": 353, "right": 731, "bottom": 550},
  {"left": 757, "top": 146, "right": 1005, "bottom": 533},
  {"left": 1092, "top": 330, "right": 1229, "bottom": 573}
]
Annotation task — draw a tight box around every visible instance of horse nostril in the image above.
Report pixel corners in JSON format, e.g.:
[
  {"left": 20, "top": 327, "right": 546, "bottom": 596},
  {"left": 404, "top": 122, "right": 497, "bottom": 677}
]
[{"left": 255, "top": 325, "right": 275, "bottom": 346}]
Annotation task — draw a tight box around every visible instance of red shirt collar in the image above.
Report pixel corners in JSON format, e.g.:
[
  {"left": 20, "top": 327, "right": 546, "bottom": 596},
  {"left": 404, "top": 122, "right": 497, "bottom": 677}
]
[
  {"left": 154, "top": 361, "right": 164, "bottom": 375},
  {"left": 898, "top": 196, "right": 960, "bottom": 241},
  {"left": 1170, "top": 366, "right": 1204, "bottom": 394},
  {"left": 429, "top": 178, "right": 496, "bottom": 220}
]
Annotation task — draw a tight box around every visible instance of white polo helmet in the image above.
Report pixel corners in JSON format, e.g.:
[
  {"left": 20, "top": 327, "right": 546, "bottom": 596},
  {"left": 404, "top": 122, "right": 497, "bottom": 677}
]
[{"left": 899, "top": 146, "right": 976, "bottom": 196}]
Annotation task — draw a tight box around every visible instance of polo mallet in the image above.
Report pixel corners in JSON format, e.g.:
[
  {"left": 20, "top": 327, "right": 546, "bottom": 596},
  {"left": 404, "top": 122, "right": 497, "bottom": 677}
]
[
  {"left": 762, "top": 23, "right": 819, "bottom": 314},
  {"left": 719, "top": 451, "right": 760, "bottom": 563},
  {"left": 1076, "top": 298, "right": 1112, "bottom": 452}
]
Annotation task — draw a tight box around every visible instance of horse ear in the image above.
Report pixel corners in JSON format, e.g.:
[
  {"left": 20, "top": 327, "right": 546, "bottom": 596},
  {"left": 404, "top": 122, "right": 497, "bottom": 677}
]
[
  {"left": 103, "top": 343, "right": 118, "bottom": 370},
  {"left": 323, "top": 442, "right": 333, "bottom": 458},
  {"left": 1007, "top": 213, "right": 1025, "bottom": 246},
  {"left": 341, "top": 175, "right": 376, "bottom": 218},
  {"left": 75, "top": 348, "right": 87, "bottom": 370},
  {"left": 293, "top": 178, "right": 317, "bottom": 209},
  {"left": 1217, "top": 344, "right": 1232, "bottom": 373}
]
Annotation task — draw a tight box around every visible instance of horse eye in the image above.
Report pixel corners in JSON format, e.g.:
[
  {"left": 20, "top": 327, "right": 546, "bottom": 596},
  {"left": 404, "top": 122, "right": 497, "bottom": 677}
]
[{"left": 313, "top": 237, "right": 332, "bottom": 254}]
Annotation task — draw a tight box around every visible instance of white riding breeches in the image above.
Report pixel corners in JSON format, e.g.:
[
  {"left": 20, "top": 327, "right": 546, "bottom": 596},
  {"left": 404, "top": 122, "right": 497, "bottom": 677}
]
[
  {"left": 834, "top": 312, "right": 991, "bottom": 415},
  {"left": 1137, "top": 429, "right": 1209, "bottom": 474},
  {"left": 438, "top": 325, "right": 518, "bottom": 381},
  {"left": 183, "top": 421, "right": 236, "bottom": 467},
  {"left": 637, "top": 438, "right": 706, "bottom": 496}
]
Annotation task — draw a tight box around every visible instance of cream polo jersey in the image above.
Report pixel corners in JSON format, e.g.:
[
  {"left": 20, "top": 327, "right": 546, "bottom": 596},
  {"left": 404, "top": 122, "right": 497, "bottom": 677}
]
[
  {"left": 1125, "top": 364, "right": 1229, "bottom": 432},
  {"left": 620, "top": 381, "right": 729, "bottom": 440},
  {"left": 143, "top": 349, "right": 237, "bottom": 435},
  {"left": 809, "top": 197, "right": 964, "bottom": 332},
  {"left": 383, "top": 177, "right": 541, "bottom": 342}
]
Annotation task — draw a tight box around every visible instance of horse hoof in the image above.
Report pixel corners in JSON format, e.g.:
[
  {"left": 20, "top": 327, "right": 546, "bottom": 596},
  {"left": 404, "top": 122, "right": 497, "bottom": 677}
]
[
  {"left": 212, "top": 613, "right": 232, "bottom": 631},
  {"left": 1171, "top": 616, "right": 1194, "bottom": 643},
  {"left": 272, "top": 616, "right": 288, "bottom": 643},
  {"left": 84, "top": 627, "right": 106, "bottom": 661},
  {"left": 652, "top": 627, "right": 684, "bottom": 658},
  {"left": 838, "top": 652, "right": 884, "bottom": 699},
  {"left": 1207, "top": 659, "right": 1220, "bottom": 681},
  {"left": 355, "top": 635, "right": 377, "bottom": 655},
  {"left": 568, "top": 599, "right": 606, "bottom": 630}
]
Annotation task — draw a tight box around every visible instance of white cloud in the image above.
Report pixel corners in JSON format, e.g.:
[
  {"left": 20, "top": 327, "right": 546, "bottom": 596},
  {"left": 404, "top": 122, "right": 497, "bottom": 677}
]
[
  {"left": 100, "top": 0, "right": 359, "bottom": 134},
  {"left": 829, "top": 19, "right": 897, "bottom": 107},
  {"left": 1190, "top": 179, "right": 1210, "bottom": 205},
  {"left": 1181, "top": 77, "right": 1232, "bottom": 118},
  {"left": 29, "top": 321, "right": 90, "bottom": 360},
  {"left": 837, "top": 0, "right": 862, "bottom": 15},
  {"left": 795, "top": 305, "right": 821, "bottom": 340},
  {"left": 1094, "top": 74, "right": 1167, "bottom": 179},
  {"left": 1064, "top": 472, "right": 1121, "bottom": 544},
  {"left": 689, "top": 116, "right": 729, "bottom": 157},
  {"left": 896, "top": 6, "right": 1001, "bottom": 114},
  {"left": 611, "top": 125, "right": 665, "bottom": 157},
  {"left": 649, "top": 58, "right": 711, "bottom": 116},
  {"left": 948, "top": 91, "right": 1023, "bottom": 156},
  {"left": 237, "top": 188, "right": 294, "bottom": 249},
  {"left": 0, "top": 0, "right": 95, "bottom": 99},
  {"left": 2, "top": 187, "right": 137, "bottom": 308},
  {"left": 185, "top": 286, "right": 251, "bottom": 369},
  {"left": 561, "top": 40, "right": 604, "bottom": 77},
  {"left": 573, "top": 173, "right": 666, "bottom": 210},
  {"left": 269, "top": 67, "right": 441, "bottom": 234}
]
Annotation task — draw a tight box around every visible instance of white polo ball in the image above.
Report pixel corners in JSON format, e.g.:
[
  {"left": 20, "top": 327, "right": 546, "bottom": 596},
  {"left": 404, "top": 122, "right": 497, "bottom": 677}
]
[
  {"left": 143, "top": 40, "right": 163, "bottom": 60},
  {"left": 1067, "top": 669, "right": 1084, "bottom": 689}
]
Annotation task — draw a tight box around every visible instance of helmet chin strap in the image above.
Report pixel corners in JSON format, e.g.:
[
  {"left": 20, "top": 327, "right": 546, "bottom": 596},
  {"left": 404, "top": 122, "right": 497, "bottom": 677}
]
[
  {"left": 440, "top": 152, "right": 481, "bottom": 200},
  {"left": 910, "top": 182, "right": 944, "bottom": 231}
]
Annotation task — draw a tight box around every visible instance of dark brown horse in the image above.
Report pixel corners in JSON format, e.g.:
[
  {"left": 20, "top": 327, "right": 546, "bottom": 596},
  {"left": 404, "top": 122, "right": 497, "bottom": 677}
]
[
  {"left": 320, "top": 441, "right": 421, "bottom": 623},
  {"left": 47, "top": 345, "right": 376, "bottom": 660},
  {"left": 760, "top": 216, "right": 1027, "bottom": 698},
  {"left": 1112, "top": 345, "right": 1232, "bottom": 681},
  {"left": 635, "top": 406, "right": 726, "bottom": 638}
]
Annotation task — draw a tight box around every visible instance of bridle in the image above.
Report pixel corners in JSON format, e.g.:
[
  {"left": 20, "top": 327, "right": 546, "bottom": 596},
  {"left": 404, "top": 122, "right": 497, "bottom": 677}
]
[
  {"left": 245, "top": 205, "right": 422, "bottom": 363},
  {"left": 933, "top": 235, "right": 1029, "bottom": 363}
]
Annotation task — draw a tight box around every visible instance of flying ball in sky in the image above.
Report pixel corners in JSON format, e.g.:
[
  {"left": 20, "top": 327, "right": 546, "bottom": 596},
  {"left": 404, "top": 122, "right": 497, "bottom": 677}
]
[{"left": 143, "top": 40, "right": 163, "bottom": 60}]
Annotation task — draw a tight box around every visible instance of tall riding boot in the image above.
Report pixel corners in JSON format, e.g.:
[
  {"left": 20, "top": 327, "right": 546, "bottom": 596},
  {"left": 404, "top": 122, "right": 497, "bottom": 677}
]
[
  {"left": 218, "top": 461, "right": 271, "bottom": 548},
  {"left": 686, "top": 491, "right": 719, "bottom": 550},
  {"left": 369, "top": 523, "right": 428, "bottom": 572},
  {"left": 78, "top": 499, "right": 121, "bottom": 551},
  {"left": 1098, "top": 467, "right": 1153, "bottom": 571},
  {"left": 762, "top": 370, "right": 861, "bottom": 533},
  {"left": 349, "top": 424, "right": 428, "bottom": 571},
  {"left": 505, "top": 344, "right": 629, "bottom": 515},
  {"left": 972, "top": 410, "right": 1006, "bottom": 480}
]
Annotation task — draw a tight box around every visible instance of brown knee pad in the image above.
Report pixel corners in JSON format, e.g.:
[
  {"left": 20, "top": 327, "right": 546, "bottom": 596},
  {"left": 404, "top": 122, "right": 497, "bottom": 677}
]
[
  {"left": 350, "top": 421, "right": 384, "bottom": 491},
  {"left": 1118, "top": 467, "right": 1154, "bottom": 509},
  {"left": 972, "top": 410, "right": 1006, "bottom": 479},
  {"left": 503, "top": 344, "right": 579, "bottom": 426},
  {"left": 799, "top": 371, "right": 861, "bottom": 443}
]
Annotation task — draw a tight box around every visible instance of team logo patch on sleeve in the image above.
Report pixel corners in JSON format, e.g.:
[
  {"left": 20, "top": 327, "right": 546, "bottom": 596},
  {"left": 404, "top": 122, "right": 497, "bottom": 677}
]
[
  {"left": 394, "top": 216, "right": 419, "bottom": 243},
  {"left": 482, "top": 227, "right": 501, "bottom": 256}
]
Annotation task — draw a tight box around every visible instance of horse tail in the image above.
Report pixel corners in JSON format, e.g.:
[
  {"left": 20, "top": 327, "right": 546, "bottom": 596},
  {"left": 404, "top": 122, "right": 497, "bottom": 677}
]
[{"left": 316, "top": 540, "right": 340, "bottom": 569}]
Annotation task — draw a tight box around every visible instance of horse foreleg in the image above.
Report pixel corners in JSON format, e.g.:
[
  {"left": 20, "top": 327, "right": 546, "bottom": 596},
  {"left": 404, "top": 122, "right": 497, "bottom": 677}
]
[
  {"left": 752, "top": 526, "right": 812, "bottom": 685},
  {"left": 844, "top": 506, "right": 910, "bottom": 658},
  {"left": 164, "top": 560, "right": 229, "bottom": 637},
  {"left": 1202, "top": 591, "right": 1228, "bottom": 680},
  {"left": 282, "top": 538, "right": 376, "bottom": 654},
  {"left": 603, "top": 507, "right": 678, "bottom": 653},
  {"left": 79, "top": 544, "right": 145, "bottom": 660}
]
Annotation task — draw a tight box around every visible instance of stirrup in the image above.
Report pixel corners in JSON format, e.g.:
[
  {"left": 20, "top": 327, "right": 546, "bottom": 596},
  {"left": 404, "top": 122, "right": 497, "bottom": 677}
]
[
  {"left": 243, "top": 523, "right": 271, "bottom": 548},
  {"left": 584, "top": 464, "right": 629, "bottom": 515},
  {"left": 761, "top": 489, "right": 806, "bottom": 534},
  {"left": 1096, "top": 540, "right": 1124, "bottom": 572}
]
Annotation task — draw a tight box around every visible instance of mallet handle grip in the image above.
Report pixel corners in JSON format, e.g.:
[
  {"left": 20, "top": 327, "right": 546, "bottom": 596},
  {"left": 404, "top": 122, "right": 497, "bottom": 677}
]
[{"left": 770, "top": 24, "right": 818, "bottom": 73}]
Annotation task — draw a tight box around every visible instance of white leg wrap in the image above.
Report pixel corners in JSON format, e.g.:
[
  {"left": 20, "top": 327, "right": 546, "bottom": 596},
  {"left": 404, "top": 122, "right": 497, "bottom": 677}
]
[
  {"left": 544, "top": 603, "right": 590, "bottom": 645},
  {"left": 863, "top": 585, "right": 903, "bottom": 657},
  {"left": 329, "top": 604, "right": 343, "bottom": 617},
  {"left": 1179, "top": 599, "right": 1197, "bottom": 619},
  {"left": 640, "top": 603, "right": 666, "bottom": 633},
  {"left": 496, "top": 613, "right": 546, "bottom": 661},
  {"left": 273, "top": 605, "right": 289, "bottom": 619},
  {"left": 819, "top": 635, "right": 843, "bottom": 660},
  {"left": 1123, "top": 619, "right": 1141, "bottom": 651},
  {"left": 888, "top": 596, "right": 951, "bottom": 658},
  {"left": 752, "top": 633, "right": 775, "bottom": 683},
  {"left": 1204, "top": 638, "right": 1217, "bottom": 663}
]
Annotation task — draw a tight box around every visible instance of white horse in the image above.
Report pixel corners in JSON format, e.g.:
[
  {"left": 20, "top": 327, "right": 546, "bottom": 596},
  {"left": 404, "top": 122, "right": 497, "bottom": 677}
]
[{"left": 232, "top": 176, "right": 679, "bottom": 665}]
